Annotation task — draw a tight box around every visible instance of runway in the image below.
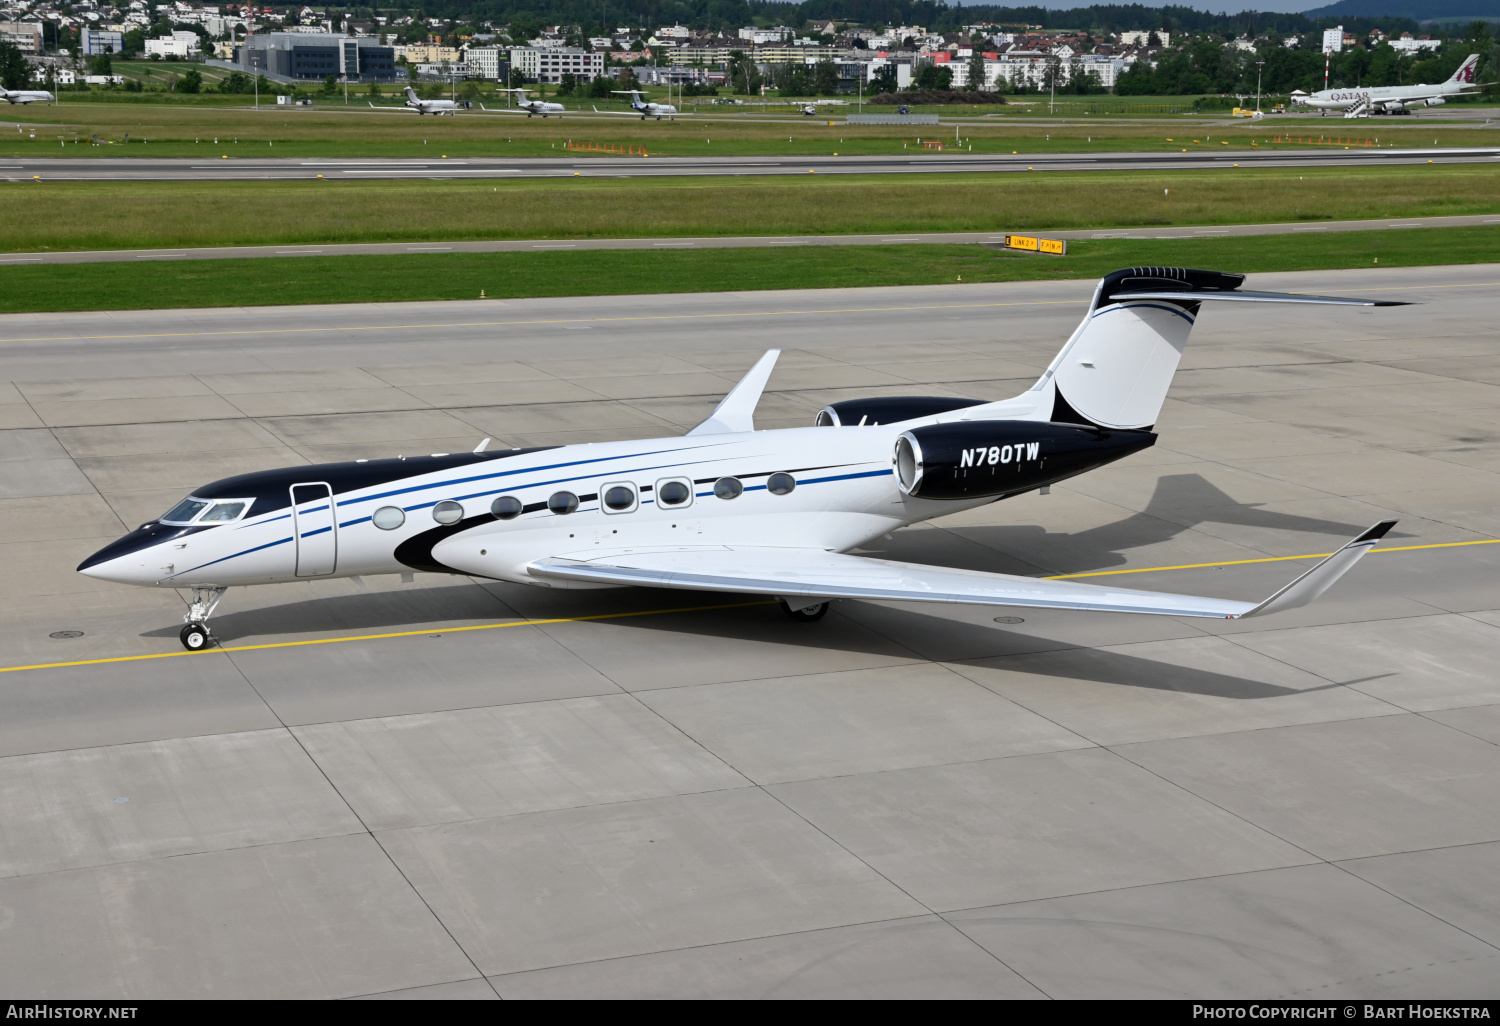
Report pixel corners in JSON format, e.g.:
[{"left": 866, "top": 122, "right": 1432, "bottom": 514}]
[
  {"left": 2, "top": 268, "right": 1500, "bottom": 997},
  {"left": 4, "top": 144, "right": 1498, "bottom": 182},
  {"left": 1, "top": 212, "right": 1496, "bottom": 265}
]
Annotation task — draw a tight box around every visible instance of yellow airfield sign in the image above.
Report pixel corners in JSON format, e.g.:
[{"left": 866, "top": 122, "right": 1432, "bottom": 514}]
[{"left": 1002, "top": 234, "right": 1067, "bottom": 255}]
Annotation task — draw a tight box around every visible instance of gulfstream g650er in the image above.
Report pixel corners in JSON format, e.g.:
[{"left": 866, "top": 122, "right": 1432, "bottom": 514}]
[{"left": 79, "top": 268, "right": 1407, "bottom": 651}]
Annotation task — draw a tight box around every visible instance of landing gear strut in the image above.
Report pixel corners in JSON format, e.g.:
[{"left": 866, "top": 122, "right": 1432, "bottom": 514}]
[
  {"left": 779, "top": 598, "right": 829, "bottom": 622},
  {"left": 180, "top": 586, "right": 227, "bottom": 650}
]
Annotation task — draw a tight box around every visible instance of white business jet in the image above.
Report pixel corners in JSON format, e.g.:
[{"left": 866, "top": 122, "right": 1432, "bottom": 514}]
[
  {"left": 1, "top": 86, "right": 56, "bottom": 104},
  {"left": 480, "top": 87, "right": 567, "bottom": 117},
  {"left": 1297, "top": 54, "right": 1482, "bottom": 117},
  {"left": 371, "top": 85, "right": 463, "bottom": 115},
  {"left": 79, "top": 266, "right": 1408, "bottom": 651},
  {"left": 594, "top": 89, "right": 686, "bottom": 120}
]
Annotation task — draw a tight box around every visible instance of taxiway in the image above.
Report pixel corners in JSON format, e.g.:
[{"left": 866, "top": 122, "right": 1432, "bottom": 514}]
[{"left": 1, "top": 269, "right": 1499, "bottom": 997}]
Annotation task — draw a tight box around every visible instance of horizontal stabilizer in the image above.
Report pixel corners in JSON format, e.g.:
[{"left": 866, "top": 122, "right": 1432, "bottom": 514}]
[
  {"left": 528, "top": 520, "right": 1394, "bottom": 620},
  {"left": 1113, "top": 290, "right": 1410, "bottom": 307}
]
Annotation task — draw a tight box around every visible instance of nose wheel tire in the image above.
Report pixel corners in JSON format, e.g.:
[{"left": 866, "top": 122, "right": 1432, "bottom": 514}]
[
  {"left": 180, "top": 622, "right": 211, "bottom": 651},
  {"left": 779, "top": 600, "right": 829, "bottom": 622}
]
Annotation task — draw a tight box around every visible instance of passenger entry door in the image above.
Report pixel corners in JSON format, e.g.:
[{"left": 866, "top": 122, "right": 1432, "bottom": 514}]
[{"left": 290, "top": 483, "right": 337, "bottom": 577}]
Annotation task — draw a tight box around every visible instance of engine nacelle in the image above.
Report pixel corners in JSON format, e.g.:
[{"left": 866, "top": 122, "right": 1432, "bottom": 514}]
[
  {"left": 894, "top": 420, "right": 1157, "bottom": 500},
  {"left": 815, "top": 396, "right": 986, "bottom": 427},
  {"left": 1425, "top": 96, "right": 1446, "bottom": 107}
]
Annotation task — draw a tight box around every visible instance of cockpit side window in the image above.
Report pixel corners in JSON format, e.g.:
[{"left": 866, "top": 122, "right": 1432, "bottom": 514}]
[
  {"left": 160, "top": 498, "right": 209, "bottom": 525},
  {"left": 198, "top": 501, "right": 248, "bottom": 523}
]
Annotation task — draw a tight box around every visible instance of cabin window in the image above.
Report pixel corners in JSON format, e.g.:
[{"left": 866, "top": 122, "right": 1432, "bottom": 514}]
[
  {"left": 713, "top": 477, "right": 743, "bottom": 500},
  {"left": 432, "top": 500, "right": 465, "bottom": 525},
  {"left": 199, "top": 501, "right": 248, "bottom": 523},
  {"left": 373, "top": 506, "right": 405, "bottom": 530},
  {"left": 160, "top": 497, "right": 209, "bottom": 524},
  {"left": 491, "top": 495, "right": 523, "bottom": 520},
  {"left": 767, "top": 473, "right": 796, "bottom": 496},
  {"left": 657, "top": 479, "right": 692, "bottom": 507},
  {"left": 602, "top": 483, "right": 637, "bottom": 514},
  {"left": 548, "top": 491, "right": 579, "bottom": 515}
]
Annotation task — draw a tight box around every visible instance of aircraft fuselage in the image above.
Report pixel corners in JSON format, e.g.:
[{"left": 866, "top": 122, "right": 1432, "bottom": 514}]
[{"left": 77, "top": 420, "right": 1145, "bottom": 591}]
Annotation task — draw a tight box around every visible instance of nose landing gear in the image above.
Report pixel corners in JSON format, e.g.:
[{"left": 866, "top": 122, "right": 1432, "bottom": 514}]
[{"left": 179, "top": 586, "right": 227, "bottom": 650}]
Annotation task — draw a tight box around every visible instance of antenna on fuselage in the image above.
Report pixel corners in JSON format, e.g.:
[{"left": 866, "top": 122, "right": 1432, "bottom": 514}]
[{"left": 473, "top": 437, "right": 491, "bottom": 453}]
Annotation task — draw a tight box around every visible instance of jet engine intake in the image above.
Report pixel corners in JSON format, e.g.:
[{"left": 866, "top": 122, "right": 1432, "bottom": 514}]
[
  {"left": 894, "top": 421, "right": 1157, "bottom": 500},
  {"left": 815, "top": 396, "right": 986, "bottom": 427},
  {"left": 1425, "top": 96, "right": 1446, "bottom": 107}
]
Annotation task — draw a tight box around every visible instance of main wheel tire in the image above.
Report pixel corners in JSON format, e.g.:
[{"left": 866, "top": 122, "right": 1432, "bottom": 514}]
[
  {"left": 180, "top": 623, "right": 211, "bottom": 651},
  {"left": 779, "top": 600, "right": 829, "bottom": 622}
]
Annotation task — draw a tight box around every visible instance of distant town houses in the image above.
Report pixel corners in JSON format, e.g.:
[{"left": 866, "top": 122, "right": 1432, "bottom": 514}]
[{"left": 0, "top": 1, "right": 1473, "bottom": 96}]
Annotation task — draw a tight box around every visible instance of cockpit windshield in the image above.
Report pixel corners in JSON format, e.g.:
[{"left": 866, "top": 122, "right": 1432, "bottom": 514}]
[
  {"left": 158, "top": 498, "right": 251, "bottom": 526},
  {"left": 160, "top": 498, "right": 209, "bottom": 524},
  {"left": 199, "top": 501, "right": 247, "bottom": 523}
]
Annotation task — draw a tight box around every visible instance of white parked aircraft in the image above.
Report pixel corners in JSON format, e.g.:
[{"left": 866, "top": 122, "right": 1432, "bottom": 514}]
[
  {"left": 1, "top": 86, "right": 56, "bottom": 104},
  {"left": 371, "top": 85, "right": 463, "bottom": 115},
  {"left": 482, "top": 88, "right": 567, "bottom": 117},
  {"left": 594, "top": 89, "right": 686, "bottom": 120},
  {"left": 79, "top": 266, "right": 1408, "bottom": 651},
  {"left": 1296, "top": 54, "right": 1482, "bottom": 117}
]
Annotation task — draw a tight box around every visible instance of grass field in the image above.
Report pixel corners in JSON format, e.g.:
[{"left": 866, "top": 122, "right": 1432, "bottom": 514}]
[
  {"left": 3, "top": 165, "right": 1496, "bottom": 253},
  {"left": 1, "top": 226, "right": 1492, "bottom": 314},
  {"left": 6, "top": 97, "right": 1496, "bottom": 160}
]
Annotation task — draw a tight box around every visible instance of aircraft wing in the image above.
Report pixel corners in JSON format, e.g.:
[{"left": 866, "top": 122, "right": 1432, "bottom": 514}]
[
  {"left": 478, "top": 104, "right": 531, "bottom": 114},
  {"left": 369, "top": 103, "right": 419, "bottom": 112},
  {"left": 528, "top": 521, "right": 1395, "bottom": 620}
]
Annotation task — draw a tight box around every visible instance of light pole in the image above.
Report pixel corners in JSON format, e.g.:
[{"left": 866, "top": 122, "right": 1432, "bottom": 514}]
[{"left": 1255, "top": 59, "right": 1264, "bottom": 112}]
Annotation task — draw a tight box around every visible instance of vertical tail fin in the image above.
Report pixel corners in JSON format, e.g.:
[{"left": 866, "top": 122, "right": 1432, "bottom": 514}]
[
  {"left": 1036, "top": 268, "right": 1234, "bottom": 430},
  {"left": 1028, "top": 268, "right": 1406, "bottom": 431},
  {"left": 405, "top": 85, "right": 419, "bottom": 101},
  {"left": 901, "top": 268, "right": 1406, "bottom": 433},
  {"left": 1447, "top": 54, "right": 1480, "bottom": 85}
]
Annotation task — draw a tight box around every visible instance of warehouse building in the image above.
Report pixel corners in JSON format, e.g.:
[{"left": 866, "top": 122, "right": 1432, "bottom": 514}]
[{"left": 226, "top": 33, "right": 398, "bottom": 83}]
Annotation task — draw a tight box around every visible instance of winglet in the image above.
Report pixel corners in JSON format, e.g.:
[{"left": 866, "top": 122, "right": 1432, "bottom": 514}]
[
  {"left": 1239, "top": 519, "right": 1397, "bottom": 618},
  {"left": 686, "top": 350, "right": 780, "bottom": 436}
]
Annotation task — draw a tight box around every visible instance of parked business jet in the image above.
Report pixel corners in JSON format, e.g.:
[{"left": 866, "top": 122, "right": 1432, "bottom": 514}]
[
  {"left": 1297, "top": 54, "right": 1482, "bottom": 117},
  {"left": 482, "top": 88, "right": 567, "bottom": 117},
  {"left": 594, "top": 89, "right": 686, "bottom": 120},
  {"left": 1, "top": 86, "right": 56, "bottom": 104},
  {"left": 371, "top": 86, "right": 463, "bottom": 115},
  {"left": 79, "top": 267, "right": 1408, "bottom": 651}
]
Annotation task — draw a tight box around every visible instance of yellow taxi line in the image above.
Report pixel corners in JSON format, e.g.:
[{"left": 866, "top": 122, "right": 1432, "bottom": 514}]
[
  {"left": 2, "top": 280, "right": 1495, "bottom": 344},
  {"left": 1043, "top": 537, "right": 1500, "bottom": 579},
  {"left": 0, "top": 300, "right": 1080, "bottom": 344},
  {"left": 0, "top": 599, "right": 774, "bottom": 674},
  {"left": 3, "top": 536, "right": 1495, "bottom": 676}
]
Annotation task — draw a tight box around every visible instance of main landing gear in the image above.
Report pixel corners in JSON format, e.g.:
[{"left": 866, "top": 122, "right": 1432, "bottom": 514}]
[
  {"left": 779, "top": 598, "right": 829, "bottom": 622},
  {"left": 180, "top": 586, "right": 227, "bottom": 650}
]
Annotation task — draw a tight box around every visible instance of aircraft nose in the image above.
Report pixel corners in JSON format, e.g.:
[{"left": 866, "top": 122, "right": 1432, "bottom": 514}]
[{"left": 76, "top": 530, "right": 174, "bottom": 585}]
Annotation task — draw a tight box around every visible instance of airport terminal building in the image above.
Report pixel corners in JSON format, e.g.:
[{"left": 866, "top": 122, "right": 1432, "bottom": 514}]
[{"left": 225, "top": 33, "right": 399, "bottom": 84}]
